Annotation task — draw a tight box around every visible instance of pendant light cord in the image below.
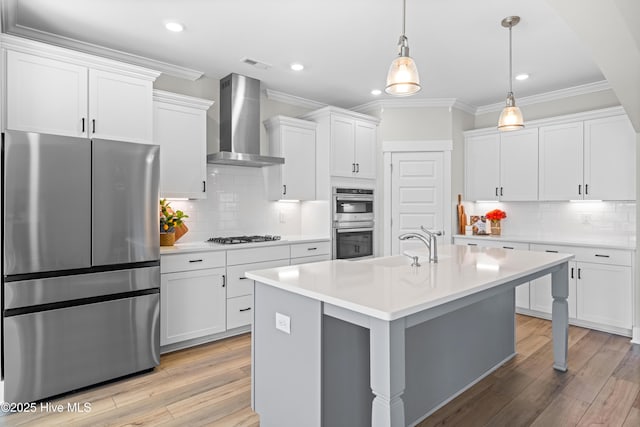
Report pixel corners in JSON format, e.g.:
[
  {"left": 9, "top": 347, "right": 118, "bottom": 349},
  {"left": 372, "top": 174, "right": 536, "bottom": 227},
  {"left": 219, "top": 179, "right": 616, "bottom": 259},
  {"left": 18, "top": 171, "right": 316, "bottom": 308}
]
[
  {"left": 402, "top": 0, "right": 406, "bottom": 36},
  {"left": 508, "top": 24, "right": 513, "bottom": 94}
]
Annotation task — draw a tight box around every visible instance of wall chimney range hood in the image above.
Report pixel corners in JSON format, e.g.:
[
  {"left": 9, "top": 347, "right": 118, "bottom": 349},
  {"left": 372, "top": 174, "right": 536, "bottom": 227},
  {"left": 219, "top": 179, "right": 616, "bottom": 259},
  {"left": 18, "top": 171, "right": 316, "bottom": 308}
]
[{"left": 207, "top": 73, "right": 284, "bottom": 167}]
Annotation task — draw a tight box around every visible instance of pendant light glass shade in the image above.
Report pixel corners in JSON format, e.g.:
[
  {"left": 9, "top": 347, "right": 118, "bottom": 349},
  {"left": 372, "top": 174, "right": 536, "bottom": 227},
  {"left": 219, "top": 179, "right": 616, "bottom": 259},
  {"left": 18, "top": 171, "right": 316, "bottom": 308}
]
[
  {"left": 498, "top": 16, "right": 524, "bottom": 131},
  {"left": 385, "top": 0, "right": 421, "bottom": 96},
  {"left": 498, "top": 92, "right": 524, "bottom": 131}
]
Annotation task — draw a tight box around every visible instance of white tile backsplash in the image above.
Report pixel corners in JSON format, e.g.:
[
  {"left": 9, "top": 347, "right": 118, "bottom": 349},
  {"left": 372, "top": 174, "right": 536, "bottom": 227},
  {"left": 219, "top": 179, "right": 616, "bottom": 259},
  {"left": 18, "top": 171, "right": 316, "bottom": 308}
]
[
  {"left": 166, "top": 165, "right": 328, "bottom": 243},
  {"left": 464, "top": 200, "right": 635, "bottom": 241}
]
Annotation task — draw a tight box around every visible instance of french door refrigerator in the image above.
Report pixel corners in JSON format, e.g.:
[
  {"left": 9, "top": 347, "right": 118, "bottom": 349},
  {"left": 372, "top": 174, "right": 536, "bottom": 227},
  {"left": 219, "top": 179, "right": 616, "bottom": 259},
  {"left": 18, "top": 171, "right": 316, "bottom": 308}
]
[{"left": 2, "top": 130, "right": 160, "bottom": 403}]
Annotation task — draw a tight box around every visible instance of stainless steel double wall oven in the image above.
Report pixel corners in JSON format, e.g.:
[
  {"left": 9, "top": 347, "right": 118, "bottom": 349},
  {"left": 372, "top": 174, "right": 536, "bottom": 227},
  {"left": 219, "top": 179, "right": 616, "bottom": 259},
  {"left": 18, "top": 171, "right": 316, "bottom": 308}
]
[{"left": 332, "top": 187, "right": 374, "bottom": 260}]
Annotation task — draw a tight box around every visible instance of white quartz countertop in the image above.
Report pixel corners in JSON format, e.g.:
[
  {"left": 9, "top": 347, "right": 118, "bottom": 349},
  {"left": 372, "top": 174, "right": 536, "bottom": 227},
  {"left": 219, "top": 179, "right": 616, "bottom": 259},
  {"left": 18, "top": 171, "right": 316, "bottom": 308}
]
[
  {"left": 454, "top": 233, "right": 636, "bottom": 250},
  {"left": 245, "top": 244, "right": 573, "bottom": 321},
  {"left": 160, "top": 235, "right": 330, "bottom": 255}
]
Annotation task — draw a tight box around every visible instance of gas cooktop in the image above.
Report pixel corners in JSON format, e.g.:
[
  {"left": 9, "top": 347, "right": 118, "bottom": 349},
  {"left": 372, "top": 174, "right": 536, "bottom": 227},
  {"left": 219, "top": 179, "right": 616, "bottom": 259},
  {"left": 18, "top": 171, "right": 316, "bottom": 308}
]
[{"left": 206, "top": 235, "right": 281, "bottom": 245}]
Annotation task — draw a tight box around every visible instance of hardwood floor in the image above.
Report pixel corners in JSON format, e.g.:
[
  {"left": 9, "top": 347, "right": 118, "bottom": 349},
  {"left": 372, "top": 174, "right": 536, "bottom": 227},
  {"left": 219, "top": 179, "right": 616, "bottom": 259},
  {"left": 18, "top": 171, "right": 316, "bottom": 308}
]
[{"left": 1, "top": 315, "right": 639, "bottom": 426}]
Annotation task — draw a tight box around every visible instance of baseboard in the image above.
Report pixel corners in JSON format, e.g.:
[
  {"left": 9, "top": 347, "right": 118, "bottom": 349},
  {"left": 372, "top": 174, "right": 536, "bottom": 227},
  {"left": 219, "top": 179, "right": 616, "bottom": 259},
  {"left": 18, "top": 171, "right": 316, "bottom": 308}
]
[
  {"left": 160, "top": 325, "right": 251, "bottom": 354},
  {"left": 631, "top": 327, "right": 640, "bottom": 344}
]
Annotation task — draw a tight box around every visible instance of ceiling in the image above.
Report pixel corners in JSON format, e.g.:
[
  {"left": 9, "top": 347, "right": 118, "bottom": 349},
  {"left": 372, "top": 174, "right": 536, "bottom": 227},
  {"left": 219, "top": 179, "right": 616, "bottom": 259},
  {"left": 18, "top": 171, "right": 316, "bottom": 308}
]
[{"left": 1, "top": 0, "right": 606, "bottom": 109}]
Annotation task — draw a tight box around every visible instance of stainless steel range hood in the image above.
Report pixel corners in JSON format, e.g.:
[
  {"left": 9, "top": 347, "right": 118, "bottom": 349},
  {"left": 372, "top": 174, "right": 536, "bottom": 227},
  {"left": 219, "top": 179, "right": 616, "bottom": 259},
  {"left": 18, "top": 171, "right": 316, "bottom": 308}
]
[{"left": 207, "top": 73, "right": 284, "bottom": 167}]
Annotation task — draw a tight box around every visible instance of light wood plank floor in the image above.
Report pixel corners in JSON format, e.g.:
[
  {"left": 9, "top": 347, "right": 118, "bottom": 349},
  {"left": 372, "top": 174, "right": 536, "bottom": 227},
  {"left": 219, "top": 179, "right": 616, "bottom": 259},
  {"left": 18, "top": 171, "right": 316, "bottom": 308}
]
[{"left": 1, "top": 315, "right": 639, "bottom": 426}]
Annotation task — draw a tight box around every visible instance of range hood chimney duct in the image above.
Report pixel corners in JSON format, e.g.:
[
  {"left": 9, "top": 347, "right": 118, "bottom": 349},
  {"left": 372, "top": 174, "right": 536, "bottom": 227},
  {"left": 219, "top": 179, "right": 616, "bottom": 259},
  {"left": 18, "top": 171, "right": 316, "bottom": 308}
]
[{"left": 207, "top": 73, "right": 284, "bottom": 167}]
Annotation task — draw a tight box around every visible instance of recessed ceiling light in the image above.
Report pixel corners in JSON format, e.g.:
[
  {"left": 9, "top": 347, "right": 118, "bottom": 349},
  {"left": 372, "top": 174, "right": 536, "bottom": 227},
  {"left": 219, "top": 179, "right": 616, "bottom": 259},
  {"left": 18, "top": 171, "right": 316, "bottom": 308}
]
[
  {"left": 371, "top": 89, "right": 382, "bottom": 96},
  {"left": 290, "top": 63, "right": 304, "bottom": 71},
  {"left": 515, "top": 73, "right": 529, "bottom": 81},
  {"left": 165, "top": 22, "right": 184, "bottom": 32}
]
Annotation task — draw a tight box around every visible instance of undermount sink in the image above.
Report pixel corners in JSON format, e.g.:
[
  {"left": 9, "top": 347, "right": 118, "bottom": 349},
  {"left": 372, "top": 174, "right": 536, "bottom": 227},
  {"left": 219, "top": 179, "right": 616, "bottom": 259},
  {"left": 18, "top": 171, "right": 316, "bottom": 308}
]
[{"left": 361, "top": 253, "right": 448, "bottom": 267}]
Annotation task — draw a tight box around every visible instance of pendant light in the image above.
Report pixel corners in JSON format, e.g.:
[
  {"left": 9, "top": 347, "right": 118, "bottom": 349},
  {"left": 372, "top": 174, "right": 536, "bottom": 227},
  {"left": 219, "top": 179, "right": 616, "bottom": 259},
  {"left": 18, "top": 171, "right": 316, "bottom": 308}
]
[
  {"left": 497, "top": 16, "right": 524, "bottom": 131},
  {"left": 385, "top": 0, "right": 421, "bottom": 96}
]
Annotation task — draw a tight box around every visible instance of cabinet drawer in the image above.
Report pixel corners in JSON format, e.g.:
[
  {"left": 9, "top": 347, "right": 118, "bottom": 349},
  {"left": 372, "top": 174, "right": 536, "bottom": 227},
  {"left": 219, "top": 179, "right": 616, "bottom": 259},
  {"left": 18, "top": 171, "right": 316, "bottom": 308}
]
[
  {"left": 226, "top": 245, "right": 290, "bottom": 266},
  {"left": 290, "top": 254, "right": 331, "bottom": 265},
  {"left": 290, "top": 241, "right": 330, "bottom": 258},
  {"left": 161, "top": 251, "right": 226, "bottom": 274},
  {"left": 227, "top": 295, "right": 253, "bottom": 329},
  {"left": 227, "top": 259, "right": 290, "bottom": 298},
  {"left": 454, "top": 238, "right": 529, "bottom": 250},
  {"left": 530, "top": 244, "right": 632, "bottom": 266}
]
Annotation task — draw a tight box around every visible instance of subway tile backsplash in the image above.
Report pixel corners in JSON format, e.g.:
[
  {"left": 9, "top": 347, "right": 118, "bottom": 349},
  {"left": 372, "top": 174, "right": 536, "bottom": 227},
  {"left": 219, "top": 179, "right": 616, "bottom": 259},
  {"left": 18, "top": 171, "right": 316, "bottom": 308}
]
[
  {"left": 165, "top": 165, "right": 306, "bottom": 243},
  {"left": 465, "top": 200, "right": 636, "bottom": 240}
]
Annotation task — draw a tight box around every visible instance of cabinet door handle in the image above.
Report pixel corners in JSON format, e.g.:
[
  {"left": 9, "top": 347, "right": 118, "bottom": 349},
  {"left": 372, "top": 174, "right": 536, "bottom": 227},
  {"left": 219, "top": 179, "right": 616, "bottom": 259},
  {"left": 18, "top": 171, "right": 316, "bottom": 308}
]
[
  {"left": 92, "top": 119, "right": 96, "bottom": 134},
  {"left": 222, "top": 275, "right": 226, "bottom": 287},
  {"left": 545, "top": 250, "right": 559, "bottom": 253},
  {"left": 578, "top": 184, "right": 582, "bottom": 195},
  {"left": 82, "top": 118, "right": 85, "bottom": 133},
  {"left": 503, "top": 246, "right": 514, "bottom": 250},
  {"left": 500, "top": 187, "right": 503, "bottom": 197},
  {"left": 352, "top": 163, "right": 356, "bottom": 173},
  {"left": 467, "top": 243, "right": 478, "bottom": 246},
  {"left": 202, "top": 180, "right": 206, "bottom": 192},
  {"left": 571, "top": 267, "right": 574, "bottom": 279},
  {"left": 239, "top": 276, "right": 249, "bottom": 280},
  {"left": 239, "top": 307, "right": 252, "bottom": 312},
  {"left": 283, "top": 184, "right": 287, "bottom": 195},
  {"left": 188, "top": 259, "right": 203, "bottom": 263},
  {"left": 577, "top": 268, "right": 581, "bottom": 279},
  {"left": 356, "top": 163, "right": 360, "bottom": 173},
  {"left": 307, "top": 247, "right": 317, "bottom": 251},
  {"left": 495, "top": 187, "right": 499, "bottom": 197},
  {"left": 585, "top": 184, "right": 589, "bottom": 195},
  {"left": 594, "top": 254, "right": 610, "bottom": 258}
]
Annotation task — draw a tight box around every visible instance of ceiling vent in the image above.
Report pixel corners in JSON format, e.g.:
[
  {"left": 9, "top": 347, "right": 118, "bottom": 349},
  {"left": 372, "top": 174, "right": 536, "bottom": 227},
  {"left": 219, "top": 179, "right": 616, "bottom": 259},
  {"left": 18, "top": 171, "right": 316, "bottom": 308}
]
[{"left": 241, "top": 57, "right": 272, "bottom": 70}]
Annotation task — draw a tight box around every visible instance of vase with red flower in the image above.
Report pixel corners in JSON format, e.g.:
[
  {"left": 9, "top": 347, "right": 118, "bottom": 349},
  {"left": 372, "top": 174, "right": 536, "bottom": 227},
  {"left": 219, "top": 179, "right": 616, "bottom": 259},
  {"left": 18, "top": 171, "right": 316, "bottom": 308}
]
[{"left": 485, "top": 209, "right": 507, "bottom": 236}]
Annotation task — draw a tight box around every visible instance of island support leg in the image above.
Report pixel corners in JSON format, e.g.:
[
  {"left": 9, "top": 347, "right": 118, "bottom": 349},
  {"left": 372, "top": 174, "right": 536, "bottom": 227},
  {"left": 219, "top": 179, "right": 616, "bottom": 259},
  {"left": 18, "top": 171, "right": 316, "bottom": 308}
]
[
  {"left": 370, "top": 317, "right": 406, "bottom": 427},
  {"left": 551, "top": 262, "right": 569, "bottom": 372}
]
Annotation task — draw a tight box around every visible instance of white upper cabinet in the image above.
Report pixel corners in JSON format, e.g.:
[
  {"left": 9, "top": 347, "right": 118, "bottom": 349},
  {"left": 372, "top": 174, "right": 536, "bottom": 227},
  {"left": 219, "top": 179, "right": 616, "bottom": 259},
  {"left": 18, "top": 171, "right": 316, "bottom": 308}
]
[
  {"left": 4, "top": 39, "right": 159, "bottom": 143},
  {"left": 499, "top": 128, "right": 539, "bottom": 201},
  {"left": 465, "top": 133, "right": 500, "bottom": 201},
  {"left": 6, "top": 50, "right": 88, "bottom": 137},
  {"left": 584, "top": 115, "right": 636, "bottom": 201},
  {"left": 300, "top": 107, "right": 379, "bottom": 189},
  {"left": 466, "top": 108, "right": 635, "bottom": 202},
  {"left": 539, "top": 114, "right": 635, "bottom": 201},
  {"left": 539, "top": 122, "right": 584, "bottom": 200},
  {"left": 330, "top": 115, "right": 377, "bottom": 179},
  {"left": 264, "top": 116, "right": 317, "bottom": 200},
  {"left": 154, "top": 90, "right": 213, "bottom": 199},
  {"left": 89, "top": 69, "right": 153, "bottom": 144},
  {"left": 464, "top": 129, "right": 538, "bottom": 201}
]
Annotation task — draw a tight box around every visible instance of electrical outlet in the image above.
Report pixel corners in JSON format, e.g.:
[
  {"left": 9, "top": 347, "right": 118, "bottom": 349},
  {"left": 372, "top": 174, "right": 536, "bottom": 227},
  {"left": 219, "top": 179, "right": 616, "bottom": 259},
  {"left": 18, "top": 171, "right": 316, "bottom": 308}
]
[
  {"left": 275, "top": 312, "right": 291, "bottom": 334},
  {"left": 279, "top": 211, "right": 286, "bottom": 223}
]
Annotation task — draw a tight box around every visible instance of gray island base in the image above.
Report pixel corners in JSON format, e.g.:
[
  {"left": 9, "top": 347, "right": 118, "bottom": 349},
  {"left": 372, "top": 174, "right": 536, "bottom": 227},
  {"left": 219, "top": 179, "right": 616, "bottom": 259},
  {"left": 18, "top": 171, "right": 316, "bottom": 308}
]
[{"left": 247, "top": 245, "right": 572, "bottom": 427}]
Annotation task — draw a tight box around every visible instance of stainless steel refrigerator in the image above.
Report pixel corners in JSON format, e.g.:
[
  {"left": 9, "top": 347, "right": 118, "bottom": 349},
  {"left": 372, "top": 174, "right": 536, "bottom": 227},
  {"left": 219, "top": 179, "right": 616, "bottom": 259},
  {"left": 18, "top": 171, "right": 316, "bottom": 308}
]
[{"left": 2, "top": 130, "right": 160, "bottom": 403}]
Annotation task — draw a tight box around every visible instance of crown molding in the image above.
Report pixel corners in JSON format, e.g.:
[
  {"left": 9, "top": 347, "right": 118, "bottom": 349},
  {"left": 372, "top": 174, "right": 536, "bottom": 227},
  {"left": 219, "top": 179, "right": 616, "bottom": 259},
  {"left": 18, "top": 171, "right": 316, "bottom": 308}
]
[
  {"left": 1, "top": 0, "right": 202, "bottom": 81},
  {"left": 351, "top": 98, "right": 463, "bottom": 113},
  {"left": 475, "top": 80, "right": 612, "bottom": 115},
  {"left": 299, "top": 105, "right": 381, "bottom": 124},
  {"left": 153, "top": 90, "right": 214, "bottom": 110},
  {"left": 1, "top": 33, "right": 162, "bottom": 80},
  {"left": 263, "top": 115, "right": 318, "bottom": 130},
  {"left": 264, "top": 89, "right": 326, "bottom": 110},
  {"left": 464, "top": 105, "right": 627, "bottom": 137}
]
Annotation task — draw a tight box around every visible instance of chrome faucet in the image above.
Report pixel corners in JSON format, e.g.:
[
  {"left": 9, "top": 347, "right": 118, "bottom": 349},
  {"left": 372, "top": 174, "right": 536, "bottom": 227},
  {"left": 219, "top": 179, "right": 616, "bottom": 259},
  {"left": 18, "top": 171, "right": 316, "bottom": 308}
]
[
  {"left": 398, "top": 232, "right": 432, "bottom": 265},
  {"left": 420, "top": 226, "right": 443, "bottom": 263},
  {"left": 398, "top": 227, "right": 443, "bottom": 264}
]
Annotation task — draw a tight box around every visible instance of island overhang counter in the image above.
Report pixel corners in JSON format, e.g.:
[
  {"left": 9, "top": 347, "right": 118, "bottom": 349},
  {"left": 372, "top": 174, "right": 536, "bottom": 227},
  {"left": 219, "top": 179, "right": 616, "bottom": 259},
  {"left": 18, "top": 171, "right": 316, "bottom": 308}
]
[{"left": 246, "top": 244, "right": 573, "bottom": 427}]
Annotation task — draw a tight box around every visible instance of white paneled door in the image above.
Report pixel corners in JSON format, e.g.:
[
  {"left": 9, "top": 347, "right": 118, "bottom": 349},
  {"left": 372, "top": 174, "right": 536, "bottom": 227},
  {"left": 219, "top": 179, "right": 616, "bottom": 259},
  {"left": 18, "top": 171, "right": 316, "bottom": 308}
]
[{"left": 390, "top": 152, "right": 445, "bottom": 255}]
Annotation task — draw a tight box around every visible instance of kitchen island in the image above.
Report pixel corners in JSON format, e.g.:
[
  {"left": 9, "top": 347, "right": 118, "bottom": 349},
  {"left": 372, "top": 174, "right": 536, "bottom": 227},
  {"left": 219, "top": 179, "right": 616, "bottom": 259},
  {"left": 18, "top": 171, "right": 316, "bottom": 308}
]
[{"left": 246, "top": 245, "right": 573, "bottom": 427}]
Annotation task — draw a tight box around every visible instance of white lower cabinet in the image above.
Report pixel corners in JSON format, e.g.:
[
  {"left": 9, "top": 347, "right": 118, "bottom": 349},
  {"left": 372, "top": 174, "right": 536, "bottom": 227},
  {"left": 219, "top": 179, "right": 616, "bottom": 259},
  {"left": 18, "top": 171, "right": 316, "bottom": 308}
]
[
  {"left": 226, "top": 257, "right": 290, "bottom": 329},
  {"left": 160, "top": 239, "right": 331, "bottom": 347},
  {"left": 160, "top": 267, "right": 226, "bottom": 346},
  {"left": 455, "top": 237, "right": 633, "bottom": 336},
  {"left": 290, "top": 241, "right": 331, "bottom": 265}
]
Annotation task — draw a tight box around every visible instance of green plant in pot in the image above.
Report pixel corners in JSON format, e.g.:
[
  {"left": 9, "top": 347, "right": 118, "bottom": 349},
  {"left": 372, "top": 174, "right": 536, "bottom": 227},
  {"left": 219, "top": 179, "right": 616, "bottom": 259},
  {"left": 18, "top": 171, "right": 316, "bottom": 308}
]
[{"left": 160, "top": 199, "right": 189, "bottom": 246}]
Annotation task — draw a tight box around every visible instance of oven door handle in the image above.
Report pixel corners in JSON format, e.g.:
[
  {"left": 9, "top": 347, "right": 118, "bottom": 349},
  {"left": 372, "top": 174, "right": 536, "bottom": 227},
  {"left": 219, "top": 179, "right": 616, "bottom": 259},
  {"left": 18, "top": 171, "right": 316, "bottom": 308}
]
[
  {"left": 336, "top": 228, "right": 374, "bottom": 233},
  {"left": 335, "top": 195, "right": 374, "bottom": 201}
]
